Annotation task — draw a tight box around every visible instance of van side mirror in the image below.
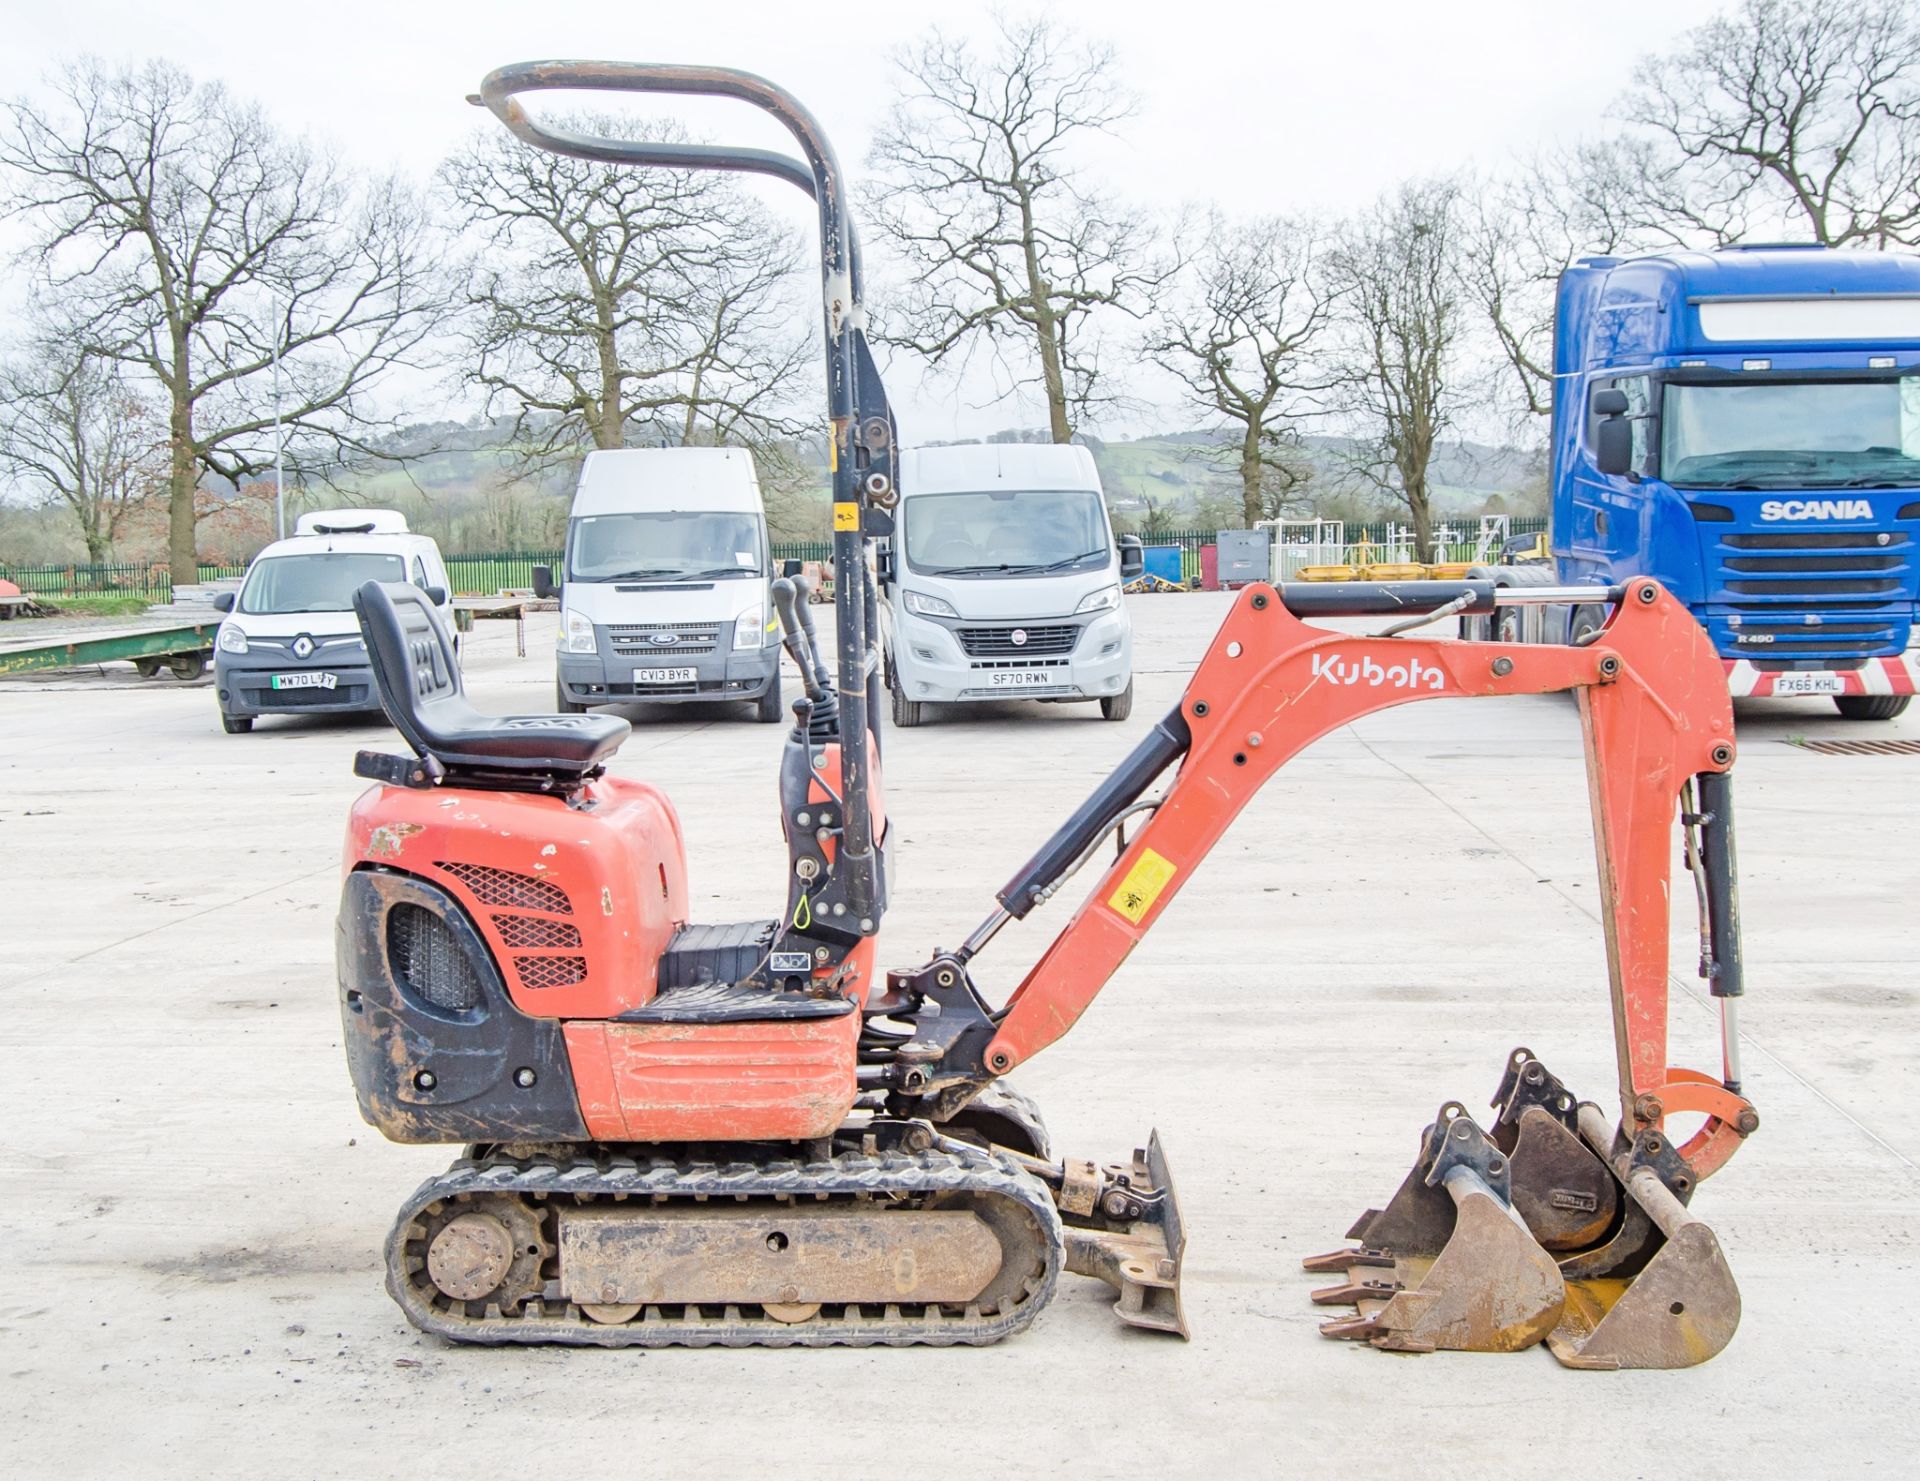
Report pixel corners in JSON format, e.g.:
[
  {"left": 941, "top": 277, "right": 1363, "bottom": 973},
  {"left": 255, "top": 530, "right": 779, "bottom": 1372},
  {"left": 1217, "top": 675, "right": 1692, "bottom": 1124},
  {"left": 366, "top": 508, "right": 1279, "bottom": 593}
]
[
  {"left": 424, "top": 585, "right": 448, "bottom": 607},
  {"left": 211, "top": 592, "right": 235, "bottom": 613},
  {"left": 532, "top": 565, "right": 557, "bottom": 600},
  {"left": 1594, "top": 417, "right": 1634, "bottom": 477},
  {"left": 781, "top": 558, "right": 803, "bottom": 578},
  {"left": 1118, "top": 535, "right": 1145, "bottom": 583},
  {"left": 1590, "top": 386, "right": 1630, "bottom": 417},
  {"left": 876, "top": 547, "right": 895, "bottom": 585}
]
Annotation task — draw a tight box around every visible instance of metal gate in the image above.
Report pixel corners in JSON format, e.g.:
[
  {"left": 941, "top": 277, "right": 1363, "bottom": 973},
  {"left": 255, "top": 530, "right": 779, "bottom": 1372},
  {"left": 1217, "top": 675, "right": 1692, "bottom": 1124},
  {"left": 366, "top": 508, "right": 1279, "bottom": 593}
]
[{"left": 1264, "top": 519, "right": 1346, "bottom": 581}]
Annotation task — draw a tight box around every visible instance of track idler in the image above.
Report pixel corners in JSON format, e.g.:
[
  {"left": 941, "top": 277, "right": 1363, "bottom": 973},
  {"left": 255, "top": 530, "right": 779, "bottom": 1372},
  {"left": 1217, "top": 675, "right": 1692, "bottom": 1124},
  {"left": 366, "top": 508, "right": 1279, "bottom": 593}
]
[{"left": 1306, "top": 1102, "right": 1564, "bottom": 1353}]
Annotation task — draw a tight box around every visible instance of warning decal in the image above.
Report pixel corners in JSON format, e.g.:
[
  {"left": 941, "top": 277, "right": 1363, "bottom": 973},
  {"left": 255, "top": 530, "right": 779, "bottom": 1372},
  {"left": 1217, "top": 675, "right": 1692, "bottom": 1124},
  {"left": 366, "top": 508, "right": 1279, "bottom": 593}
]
[
  {"left": 832, "top": 502, "right": 859, "bottom": 532},
  {"left": 1108, "top": 848, "right": 1177, "bottom": 924}
]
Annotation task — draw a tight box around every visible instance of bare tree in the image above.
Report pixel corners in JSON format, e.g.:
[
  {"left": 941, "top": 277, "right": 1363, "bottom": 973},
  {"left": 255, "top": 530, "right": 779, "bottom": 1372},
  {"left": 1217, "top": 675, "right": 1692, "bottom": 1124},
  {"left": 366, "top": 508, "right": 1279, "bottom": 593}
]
[
  {"left": 1616, "top": 0, "right": 1920, "bottom": 247},
  {"left": 1328, "top": 181, "right": 1469, "bottom": 562},
  {"left": 1149, "top": 213, "right": 1336, "bottom": 525},
  {"left": 440, "top": 117, "right": 812, "bottom": 468},
  {"left": 864, "top": 14, "right": 1171, "bottom": 443},
  {"left": 0, "top": 326, "right": 163, "bottom": 563},
  {"left": 0, "top": 59, "right": 443, "bottom": 583}
]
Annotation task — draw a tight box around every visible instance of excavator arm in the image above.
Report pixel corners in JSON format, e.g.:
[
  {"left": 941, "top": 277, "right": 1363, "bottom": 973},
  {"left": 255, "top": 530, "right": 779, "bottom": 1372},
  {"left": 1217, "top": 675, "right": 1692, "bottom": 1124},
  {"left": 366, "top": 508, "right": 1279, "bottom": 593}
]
[{"left": 937, "top": 577, "right": 1755, "bottom": 1184}]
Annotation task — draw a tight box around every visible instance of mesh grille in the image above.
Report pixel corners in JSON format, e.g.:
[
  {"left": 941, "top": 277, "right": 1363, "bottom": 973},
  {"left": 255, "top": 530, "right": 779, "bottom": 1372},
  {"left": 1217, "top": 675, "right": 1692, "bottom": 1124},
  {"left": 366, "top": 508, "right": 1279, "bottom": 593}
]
[
  {"left": 492, "top": 914, "right": 583, "bottom": 949},
  {"left": 435, "top": 861, "right": 572, "bottom": 914},
  {"left": 515, "top": 955, "right": 588, "bottom": 989},
  {"left": 958, "top": 624, "right": 1080, "bottom": 657},
  {"left": 388, "top": 903, "right": 480, "bottom": 1011}
]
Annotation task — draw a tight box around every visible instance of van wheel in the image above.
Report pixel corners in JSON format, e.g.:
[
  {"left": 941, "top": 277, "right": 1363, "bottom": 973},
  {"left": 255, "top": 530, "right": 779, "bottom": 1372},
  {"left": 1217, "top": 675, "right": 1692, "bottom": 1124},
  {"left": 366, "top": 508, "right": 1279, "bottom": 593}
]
[
  {"left": 1100, "top": 679, "right": 1134, "bottom": 721},
  {"left": 556, "top": 680, "right": 586, "bottom": 715},
  {"left": 1834, "top": 694, "right": 1911, "bottom": 720},
  {"left": 755, "top": 669, "right": 783, "bottom": 723},
  {"left": 891, "top": 681, "right": 923, "bottom": 728},
  {"left": 220, "top": 712, "right": 253, "bottom": 734}
]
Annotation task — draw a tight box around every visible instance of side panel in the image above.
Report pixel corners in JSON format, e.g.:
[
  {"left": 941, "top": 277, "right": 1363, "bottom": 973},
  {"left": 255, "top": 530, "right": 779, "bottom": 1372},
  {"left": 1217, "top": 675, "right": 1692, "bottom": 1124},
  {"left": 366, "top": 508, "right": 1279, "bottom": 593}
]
[
  {"left": 337, "top": 868, "right": 588, "bottom": 1144},
  {"left": 563, "top": 1013, "right": 860, "bottom": 1141},
  {"left": 344, "top": 774, "right": 689, "bottom": 1019}
]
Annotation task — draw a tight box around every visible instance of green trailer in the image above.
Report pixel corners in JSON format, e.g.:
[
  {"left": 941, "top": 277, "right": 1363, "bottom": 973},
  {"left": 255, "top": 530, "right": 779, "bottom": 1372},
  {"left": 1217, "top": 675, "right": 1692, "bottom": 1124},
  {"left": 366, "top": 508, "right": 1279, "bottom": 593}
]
[{"left": 0, "top": 622, "right": 220, "bottom": 679}]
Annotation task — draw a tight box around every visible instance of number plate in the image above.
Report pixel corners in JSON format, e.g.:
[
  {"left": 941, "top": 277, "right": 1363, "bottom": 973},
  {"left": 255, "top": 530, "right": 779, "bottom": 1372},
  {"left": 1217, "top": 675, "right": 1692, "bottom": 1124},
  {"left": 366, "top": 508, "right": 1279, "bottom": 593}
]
[
  {"left": 1775, "top": 672, "right": 1845, "bottom": 696},
  {"left": 990, "top": 670, "right": 1054, "bottom": 688},
  {"left": 634, "top": 667, "right": 698, "bottom": 684},
  {"left": 271, "top": 672, "right": 338, "bottom": 691}
]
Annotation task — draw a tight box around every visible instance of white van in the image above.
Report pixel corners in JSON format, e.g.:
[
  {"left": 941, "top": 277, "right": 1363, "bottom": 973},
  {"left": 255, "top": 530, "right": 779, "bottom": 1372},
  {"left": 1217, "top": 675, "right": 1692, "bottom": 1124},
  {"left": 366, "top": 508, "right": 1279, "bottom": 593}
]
[
  {"left": 880, "top": 444, "right": 1140, "bottom": 726},
  {"left": 538, "top": 447, "right": 781, "bottom": 722},
  {"left": 211, "top": 509, "right": 453, "bottom": 734}
]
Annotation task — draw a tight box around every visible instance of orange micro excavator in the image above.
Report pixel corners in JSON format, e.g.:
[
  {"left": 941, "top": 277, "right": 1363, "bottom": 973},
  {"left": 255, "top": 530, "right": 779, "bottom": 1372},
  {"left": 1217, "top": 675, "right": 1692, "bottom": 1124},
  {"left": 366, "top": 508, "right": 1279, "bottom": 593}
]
[{"left": 334, "top": 61, "right": 1755, "bottom": 1366}]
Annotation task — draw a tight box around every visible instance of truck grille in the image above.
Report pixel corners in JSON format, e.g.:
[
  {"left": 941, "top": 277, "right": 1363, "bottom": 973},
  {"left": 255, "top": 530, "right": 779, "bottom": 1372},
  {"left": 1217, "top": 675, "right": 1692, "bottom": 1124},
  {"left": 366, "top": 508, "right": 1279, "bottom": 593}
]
[
  {"left": 1711, "top": 530, "right": 1910, "bottom": 604},
  {"left": 609, "top": 621, "right": 721, "bottom": 656},
  {"left": 958, "top": 623, "right": 1080, "bottom": 657}
]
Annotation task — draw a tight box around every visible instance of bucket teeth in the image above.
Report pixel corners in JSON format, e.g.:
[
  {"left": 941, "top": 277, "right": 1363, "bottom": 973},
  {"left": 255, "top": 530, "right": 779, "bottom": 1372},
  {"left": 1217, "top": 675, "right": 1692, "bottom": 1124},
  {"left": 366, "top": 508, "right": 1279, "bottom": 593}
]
[{"left": 1308, "top": 1102, "right": 1565, "bottom": 1354}]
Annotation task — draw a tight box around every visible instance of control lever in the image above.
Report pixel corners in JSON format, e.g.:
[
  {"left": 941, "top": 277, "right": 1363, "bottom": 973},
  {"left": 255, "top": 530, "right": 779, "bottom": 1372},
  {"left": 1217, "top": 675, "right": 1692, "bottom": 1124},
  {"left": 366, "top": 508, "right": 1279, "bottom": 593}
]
[{"left": 772, "top": 577, "right": 830, "bottom": 705}]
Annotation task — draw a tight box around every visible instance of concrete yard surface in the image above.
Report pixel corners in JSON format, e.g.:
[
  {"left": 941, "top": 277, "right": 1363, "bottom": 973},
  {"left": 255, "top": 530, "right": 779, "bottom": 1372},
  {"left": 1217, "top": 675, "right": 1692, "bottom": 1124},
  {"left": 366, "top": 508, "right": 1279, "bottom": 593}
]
[{"left": 0, "top": 593, "right": 1913, "bottom": 1479}]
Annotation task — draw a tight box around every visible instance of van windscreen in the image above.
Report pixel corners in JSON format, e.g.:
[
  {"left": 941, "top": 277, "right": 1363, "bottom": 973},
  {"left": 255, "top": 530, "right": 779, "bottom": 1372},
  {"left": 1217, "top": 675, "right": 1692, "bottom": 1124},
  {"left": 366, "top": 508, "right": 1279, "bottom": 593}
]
[
  {"left": 240, "top": 553, "right": 407, "bottom": 614},
  {"left": 567, "top": 513, "right": 764, "bottom": 582},
  {"left": 903, "top": 489, "right": 1110, "bottom": 577}
]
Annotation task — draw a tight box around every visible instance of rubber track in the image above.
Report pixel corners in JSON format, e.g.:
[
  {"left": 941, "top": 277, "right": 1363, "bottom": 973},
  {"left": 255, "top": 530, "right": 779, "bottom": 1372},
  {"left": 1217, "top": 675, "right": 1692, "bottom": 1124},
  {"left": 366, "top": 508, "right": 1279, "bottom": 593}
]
[{"left": 385, "top": 1145, "right": 1065, "bottom": 1348}]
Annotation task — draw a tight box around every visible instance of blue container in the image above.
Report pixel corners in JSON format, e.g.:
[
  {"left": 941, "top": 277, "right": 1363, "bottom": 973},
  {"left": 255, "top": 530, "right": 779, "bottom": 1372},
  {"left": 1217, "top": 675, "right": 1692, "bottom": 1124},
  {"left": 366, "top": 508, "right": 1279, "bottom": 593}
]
[{"left": 1143, "top": 545, "right": 1183, "bottom": 585}]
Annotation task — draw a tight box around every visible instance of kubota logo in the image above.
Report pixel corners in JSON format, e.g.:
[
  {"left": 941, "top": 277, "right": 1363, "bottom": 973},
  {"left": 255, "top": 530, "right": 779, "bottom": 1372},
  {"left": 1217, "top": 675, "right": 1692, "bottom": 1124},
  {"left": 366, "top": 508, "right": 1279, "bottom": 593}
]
[
  {"left": 1309, "top": 651, "right": 1446, "bottom": 691},
  {"left": 1759, "top": 498, "right": 1873, "bottom": 521}
]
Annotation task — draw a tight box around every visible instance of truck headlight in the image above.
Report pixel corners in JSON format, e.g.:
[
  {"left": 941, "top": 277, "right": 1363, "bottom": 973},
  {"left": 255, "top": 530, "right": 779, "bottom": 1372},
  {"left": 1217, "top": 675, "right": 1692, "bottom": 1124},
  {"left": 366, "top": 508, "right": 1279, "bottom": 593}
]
[
  {"left": 560, "top": 607, "right": 596, "bottom": 654},
  {"left": 217, "top": 624, "right": 248, "bottom": 654},
  {"left": 733, "top": 606, "right": 766, "bottom": 650},
  {"left": 1075, "top": 584, "right": 1122, "bottom": 616},
  {"left": 904, "top": 590, "right": 958, "bottom": 619}
]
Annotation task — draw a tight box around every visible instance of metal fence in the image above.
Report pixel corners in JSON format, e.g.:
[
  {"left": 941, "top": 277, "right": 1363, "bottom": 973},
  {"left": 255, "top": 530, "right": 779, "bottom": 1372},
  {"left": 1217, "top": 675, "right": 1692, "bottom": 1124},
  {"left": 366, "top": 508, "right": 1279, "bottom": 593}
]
[{"left": 3, "top": 518, "right": 1549, "bottom": 600}]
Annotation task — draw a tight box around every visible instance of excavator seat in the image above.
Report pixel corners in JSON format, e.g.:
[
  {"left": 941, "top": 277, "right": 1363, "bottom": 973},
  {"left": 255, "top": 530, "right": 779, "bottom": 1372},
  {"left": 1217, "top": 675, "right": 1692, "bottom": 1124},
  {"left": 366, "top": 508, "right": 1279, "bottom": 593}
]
[{"left": 353, "top": 580, "right": 629, "bottom": 782}]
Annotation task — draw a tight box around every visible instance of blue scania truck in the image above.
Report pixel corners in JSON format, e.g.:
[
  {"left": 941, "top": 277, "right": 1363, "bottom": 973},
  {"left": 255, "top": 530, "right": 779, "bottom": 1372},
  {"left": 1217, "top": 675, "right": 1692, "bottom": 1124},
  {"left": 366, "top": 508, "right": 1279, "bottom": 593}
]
[{"left": 1473, "top": 245, "right": 1920, "bottom": 720}]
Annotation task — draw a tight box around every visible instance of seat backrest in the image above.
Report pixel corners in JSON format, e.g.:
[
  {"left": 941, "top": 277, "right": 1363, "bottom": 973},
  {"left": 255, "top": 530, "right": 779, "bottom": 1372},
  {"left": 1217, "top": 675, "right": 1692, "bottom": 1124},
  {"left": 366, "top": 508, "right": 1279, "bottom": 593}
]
[{"left": 354, "top": 580, "right": 461, "bottom": 758}]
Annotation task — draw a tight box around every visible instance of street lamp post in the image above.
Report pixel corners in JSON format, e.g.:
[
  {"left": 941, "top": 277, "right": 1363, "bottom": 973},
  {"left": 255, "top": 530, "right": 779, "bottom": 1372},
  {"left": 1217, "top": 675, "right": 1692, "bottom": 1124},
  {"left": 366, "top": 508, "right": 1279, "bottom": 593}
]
[{"left": 272, "top": 308, "right": 285, "bottom": 541}]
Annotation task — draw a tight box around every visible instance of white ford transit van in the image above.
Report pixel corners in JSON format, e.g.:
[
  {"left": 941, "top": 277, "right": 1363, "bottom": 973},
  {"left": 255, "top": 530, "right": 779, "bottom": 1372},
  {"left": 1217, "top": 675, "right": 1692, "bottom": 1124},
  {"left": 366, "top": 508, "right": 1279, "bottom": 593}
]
[
  {"left": 539, "top": 447, "right": 781, "bottom": 722},
  {"left": 211, "top": 508, "right": 452, "bottom": 734},
  {"left": 879, "top": 444, "right": 1141, "bottom": 726}
]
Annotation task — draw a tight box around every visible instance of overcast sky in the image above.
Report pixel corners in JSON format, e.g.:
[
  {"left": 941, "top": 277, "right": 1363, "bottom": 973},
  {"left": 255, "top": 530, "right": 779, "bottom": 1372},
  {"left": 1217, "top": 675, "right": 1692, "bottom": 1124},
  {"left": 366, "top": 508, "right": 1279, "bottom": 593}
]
[{"left": 2, "top": 0, "right": 1732, "bottom": 443}]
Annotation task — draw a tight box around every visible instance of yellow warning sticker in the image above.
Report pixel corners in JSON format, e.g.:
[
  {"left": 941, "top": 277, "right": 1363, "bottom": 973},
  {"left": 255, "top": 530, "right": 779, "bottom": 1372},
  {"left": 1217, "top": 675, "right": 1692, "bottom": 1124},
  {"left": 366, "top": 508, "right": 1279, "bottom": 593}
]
[
  {"left": 833, "top": 502, "right": 859, "bottom": 532},
  {"left": 1108, "top": 847, "right": 1177, "bottom": 924}
]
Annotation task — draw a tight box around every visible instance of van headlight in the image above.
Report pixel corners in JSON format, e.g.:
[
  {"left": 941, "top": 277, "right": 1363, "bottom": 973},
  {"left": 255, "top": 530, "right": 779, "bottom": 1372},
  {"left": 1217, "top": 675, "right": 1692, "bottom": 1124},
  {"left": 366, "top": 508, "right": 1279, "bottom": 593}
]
[
  {"left": 903, "top": 590, "right": 958, "bottom": 619},
  {"left": 733, "top": 606, "right": 766, "bottom": 650},
  {"left": 1075, "top": 584, "right": 1122, "bottom": 616},
  {"left": 217, "top": 624, "right": 248, "bottom": 654},
  {"left": 560, "top": 607, "right": 596, "bottom": 654}
]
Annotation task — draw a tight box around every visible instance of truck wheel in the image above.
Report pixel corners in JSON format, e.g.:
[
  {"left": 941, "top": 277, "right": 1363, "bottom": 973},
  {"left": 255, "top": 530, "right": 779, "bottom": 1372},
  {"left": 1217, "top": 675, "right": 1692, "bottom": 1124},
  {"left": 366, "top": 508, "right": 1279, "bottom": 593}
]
[
  {"left": 891, "top": 681, "right": 923, "bottom": 728},
  {"left": 168, "top": 652, "right": 207, "bottom": 681},
  {"left": 1833, "top": 694, "right": 1911, "bottom": 721},
  {"left": 754, "top": 668, "right": 783, "bottom": 723},
  {"left": 1568, "top": 606, "right": 1606, "bottom": 646},
  {"left": 220, "top": 712, "right": 253, "bottom": 734},
  {"left": 556, "top": 680, "right": 586, "bottom": 715},
  {"left": 1100, "top": 679, "right": 1134, "bottom": 721}
]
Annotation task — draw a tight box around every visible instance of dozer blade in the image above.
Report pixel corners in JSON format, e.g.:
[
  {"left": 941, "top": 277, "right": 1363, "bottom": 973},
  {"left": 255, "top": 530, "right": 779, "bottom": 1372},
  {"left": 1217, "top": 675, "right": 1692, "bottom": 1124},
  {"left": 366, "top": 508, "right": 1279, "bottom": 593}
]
[
  {"left": 1545, "top": 1108, "right": 1741, "bottom": 1370},
  {"left": 1307, "top": 1103, "right": 1563, "bottom": 1354},
  {"left": 1061, "top": 1131, "right": 1189, "bottom": 1338}
]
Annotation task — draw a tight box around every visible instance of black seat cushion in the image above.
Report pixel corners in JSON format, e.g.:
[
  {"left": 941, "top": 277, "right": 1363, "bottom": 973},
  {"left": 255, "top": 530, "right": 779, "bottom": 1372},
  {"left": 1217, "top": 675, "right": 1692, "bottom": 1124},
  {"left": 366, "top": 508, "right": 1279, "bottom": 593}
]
[{"left": 354, "top": 581, "right": 629, "bottom": 776}]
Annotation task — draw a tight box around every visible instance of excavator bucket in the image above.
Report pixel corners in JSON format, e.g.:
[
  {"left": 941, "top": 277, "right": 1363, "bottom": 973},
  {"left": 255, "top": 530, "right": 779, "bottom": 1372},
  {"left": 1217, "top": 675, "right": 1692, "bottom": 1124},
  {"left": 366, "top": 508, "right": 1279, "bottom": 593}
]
[
  {"left": 1543, "top": 1106, "right": 1742, "bottom": 1370},
  {"left": 1306, "top": 1103, "right": 1563, "bottom": 1353}
]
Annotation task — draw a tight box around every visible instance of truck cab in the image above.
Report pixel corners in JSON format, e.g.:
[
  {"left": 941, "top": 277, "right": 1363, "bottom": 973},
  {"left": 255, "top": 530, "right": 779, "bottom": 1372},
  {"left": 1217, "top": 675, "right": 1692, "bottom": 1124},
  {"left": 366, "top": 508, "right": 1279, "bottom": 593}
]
[
  {"left": 544, "top": 447, "right": 782, "bottom": 722},
  {"left": 879, "top": 443, "right": 1141, "bottom": 726},
  {"left": 1548, "top": 246, "right": 1920, "bottom": 719}
]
